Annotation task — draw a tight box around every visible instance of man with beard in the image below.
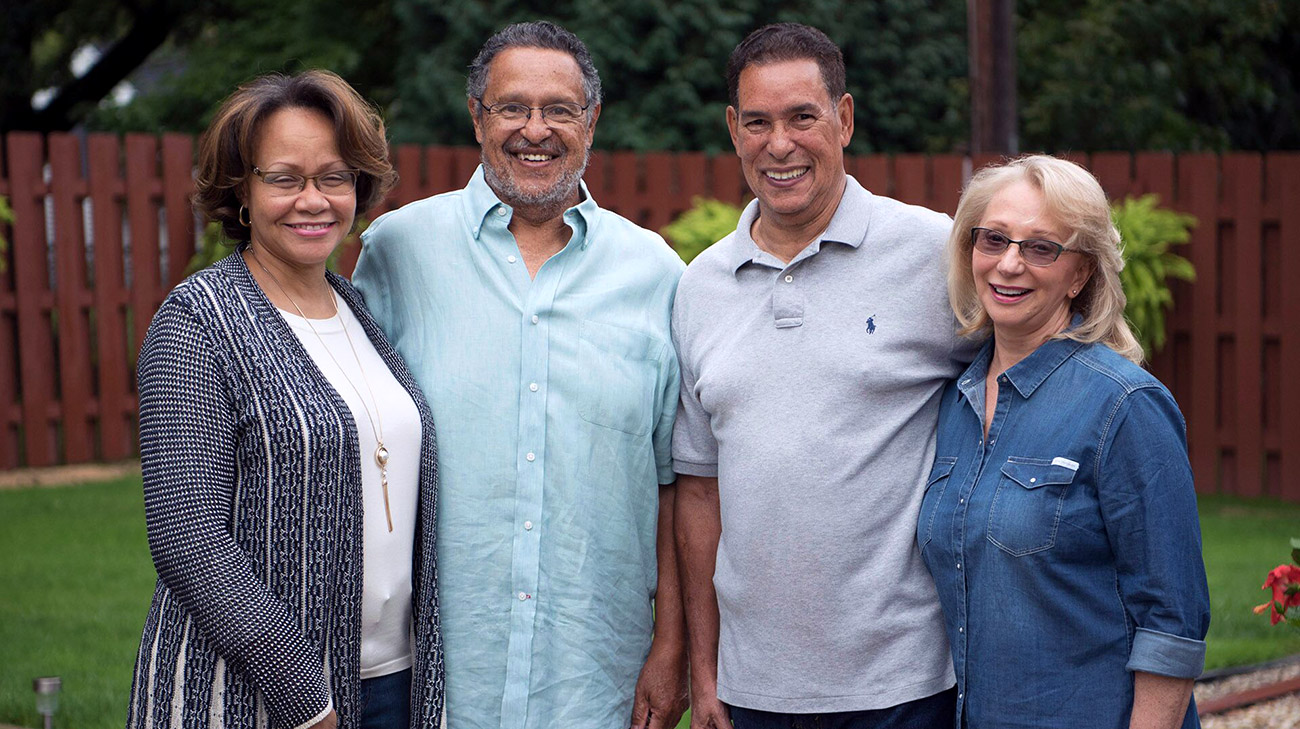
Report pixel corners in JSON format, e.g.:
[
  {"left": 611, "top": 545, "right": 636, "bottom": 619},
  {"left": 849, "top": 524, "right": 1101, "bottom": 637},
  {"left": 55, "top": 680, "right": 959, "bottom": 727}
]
[{"left": 352, "top": 20, "right": 688, "bottom": 729}]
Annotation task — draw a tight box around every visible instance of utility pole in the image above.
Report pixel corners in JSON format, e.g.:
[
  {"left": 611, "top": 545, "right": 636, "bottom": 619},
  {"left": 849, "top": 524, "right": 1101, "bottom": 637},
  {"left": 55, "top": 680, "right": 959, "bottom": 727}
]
[{"left": 969, "top": 0, "right": 1018, "bottom": 155}]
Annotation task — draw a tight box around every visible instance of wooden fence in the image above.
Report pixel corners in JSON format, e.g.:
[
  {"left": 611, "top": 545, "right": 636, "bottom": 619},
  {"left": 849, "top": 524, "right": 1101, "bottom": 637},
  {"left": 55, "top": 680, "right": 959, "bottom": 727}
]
[{"left": 1, "top": 133, "right": 1297, "bottom": 502}]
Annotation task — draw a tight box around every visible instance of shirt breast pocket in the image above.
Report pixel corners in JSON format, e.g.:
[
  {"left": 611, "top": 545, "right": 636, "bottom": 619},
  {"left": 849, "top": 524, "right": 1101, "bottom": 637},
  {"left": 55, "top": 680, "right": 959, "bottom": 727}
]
[
  {"left": 986, "top": 457, "right": 1077, "bottom": 557},
  {"left": 577, "top": 320, "right": 662, "bottom": 437}
]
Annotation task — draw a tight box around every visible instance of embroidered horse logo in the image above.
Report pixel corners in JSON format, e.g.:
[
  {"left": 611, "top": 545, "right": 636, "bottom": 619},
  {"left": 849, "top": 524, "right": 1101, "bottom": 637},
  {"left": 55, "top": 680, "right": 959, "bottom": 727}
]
[{"left": 866, "top": 315, "right": 877, "bottom": 334}]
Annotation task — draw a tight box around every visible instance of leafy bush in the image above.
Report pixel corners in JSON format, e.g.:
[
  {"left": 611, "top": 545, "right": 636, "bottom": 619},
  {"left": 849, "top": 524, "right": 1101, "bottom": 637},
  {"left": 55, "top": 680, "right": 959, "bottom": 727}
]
[
  {"left": 1111, "top": 194, "right": 1196, "bottom": 357},
  {"left": 661, "top": 197, "right": 742, "bottom": 264}
]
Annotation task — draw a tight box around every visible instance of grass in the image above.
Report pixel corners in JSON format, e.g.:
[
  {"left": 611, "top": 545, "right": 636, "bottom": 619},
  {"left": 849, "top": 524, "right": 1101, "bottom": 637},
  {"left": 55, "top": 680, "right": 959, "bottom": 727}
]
[
  {"left": 0, "top": 477, "right": 154, "bottom": 729},
  {"left": 0, "top": 481, "right": 1296, "bottom": 729},
  {"left": 1199, "top": 494, "right": 1300, "bottom": 669}
]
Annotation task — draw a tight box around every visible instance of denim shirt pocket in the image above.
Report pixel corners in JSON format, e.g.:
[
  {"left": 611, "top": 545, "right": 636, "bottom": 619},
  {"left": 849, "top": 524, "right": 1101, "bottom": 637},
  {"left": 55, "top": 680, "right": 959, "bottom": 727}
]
[
  {"left": 919, "top": 457, "right": 957, "bottom": 549},
  {"left": 986, "top": 457, "right": 1077, "bottom": 556},
  {"left": 576, "top": 320, "right": 661, "bottom": 436}
]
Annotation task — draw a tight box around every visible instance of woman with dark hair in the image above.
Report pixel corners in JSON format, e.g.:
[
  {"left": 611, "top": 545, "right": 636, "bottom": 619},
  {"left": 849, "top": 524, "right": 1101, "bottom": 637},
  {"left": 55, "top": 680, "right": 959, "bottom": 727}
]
[
  {"left": 919, "top": 155, "right": 1210, "bottom": 728},
  {"left": 126, "top": 70, "right": 443, "bottom": 729}
]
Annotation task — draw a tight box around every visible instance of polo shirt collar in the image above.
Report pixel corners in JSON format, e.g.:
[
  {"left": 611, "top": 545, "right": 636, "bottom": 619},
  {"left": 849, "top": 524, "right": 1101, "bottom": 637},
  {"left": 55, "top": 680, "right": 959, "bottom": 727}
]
[
  {"left": 956, "top": 315, "right": 1088, "bottom": 401},
  {"left": 463, "top": 164, "right": 599, "bottom": 247},
  {"left": 726, "top": 174, "right": 874, "bottom": 274}
]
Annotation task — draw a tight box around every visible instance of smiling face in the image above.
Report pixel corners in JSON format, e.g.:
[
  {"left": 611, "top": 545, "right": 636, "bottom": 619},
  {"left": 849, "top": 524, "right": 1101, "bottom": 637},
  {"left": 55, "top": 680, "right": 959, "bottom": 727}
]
[
  {"left": 727, "top": 59, "right": 853, "bottom": 229},
  {"left": 245, "top": 106, "right": 355, "bottom": 271},
  {"left": 973, "top": 179, "right": 1093, "bottom": 347},
  {"left": 470, "top": 46, "right": 599, "bottom": 215}
]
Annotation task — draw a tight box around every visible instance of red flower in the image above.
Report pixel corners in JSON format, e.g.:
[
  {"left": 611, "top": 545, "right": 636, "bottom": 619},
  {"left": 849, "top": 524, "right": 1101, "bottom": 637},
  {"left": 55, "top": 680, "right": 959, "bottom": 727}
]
[{"left": 1257, "top": 564, "right": 1300, "bottom": 625}]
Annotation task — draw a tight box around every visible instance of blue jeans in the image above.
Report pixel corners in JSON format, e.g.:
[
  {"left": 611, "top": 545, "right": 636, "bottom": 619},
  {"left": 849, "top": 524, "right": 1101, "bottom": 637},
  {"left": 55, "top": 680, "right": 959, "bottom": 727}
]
[
  {"left": 728, "top": 687, "right": 956, "bottom": 729},
  {"left": 358, "top": 669, "right": 411, "bottom": 729}
]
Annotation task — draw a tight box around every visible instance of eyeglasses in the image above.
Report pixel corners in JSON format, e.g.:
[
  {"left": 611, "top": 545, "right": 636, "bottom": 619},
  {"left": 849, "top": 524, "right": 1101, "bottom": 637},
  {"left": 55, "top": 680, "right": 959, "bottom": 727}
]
[
  {"left": 476, "top": 98, "right": 590, "bottom": 126},
  {"left": 971, "top": 227, "right": 1083, "bottom": 267},
  {"left": 252, "top": 167, "right": 360, "bottom": 196}
]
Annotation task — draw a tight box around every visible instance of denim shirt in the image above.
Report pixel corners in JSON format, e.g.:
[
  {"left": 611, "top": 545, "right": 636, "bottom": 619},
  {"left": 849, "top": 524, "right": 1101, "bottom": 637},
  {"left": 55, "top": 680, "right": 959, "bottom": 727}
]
[{"left": 919, "top": 334, "right": 1210, "bottom": 729}]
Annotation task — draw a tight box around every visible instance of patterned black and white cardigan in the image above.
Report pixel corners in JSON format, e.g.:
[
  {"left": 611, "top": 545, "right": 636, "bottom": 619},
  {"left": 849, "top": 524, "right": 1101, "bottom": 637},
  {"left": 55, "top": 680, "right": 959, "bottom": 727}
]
[{"left": 126, "top": 250, "right": 443, "bottom": 729}]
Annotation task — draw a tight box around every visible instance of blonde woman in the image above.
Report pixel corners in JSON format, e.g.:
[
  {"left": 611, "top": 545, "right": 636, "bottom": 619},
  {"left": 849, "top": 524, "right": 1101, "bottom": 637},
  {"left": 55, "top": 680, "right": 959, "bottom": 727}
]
[{"left": 918, "top": 155, "right": 1209, "bottom": 728}]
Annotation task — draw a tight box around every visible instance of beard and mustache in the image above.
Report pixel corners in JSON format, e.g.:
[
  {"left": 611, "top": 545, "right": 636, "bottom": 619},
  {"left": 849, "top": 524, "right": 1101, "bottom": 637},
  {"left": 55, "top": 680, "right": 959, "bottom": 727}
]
[{"left": 481, "top": 136, "right": 591, "bottom": 215}]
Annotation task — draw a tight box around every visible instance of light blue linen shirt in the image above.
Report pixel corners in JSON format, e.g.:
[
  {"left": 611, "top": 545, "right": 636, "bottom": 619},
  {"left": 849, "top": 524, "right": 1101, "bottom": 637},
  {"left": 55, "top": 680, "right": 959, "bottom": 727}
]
[{"left": 353, "top": 167, "right": 684, "bottom": 729}]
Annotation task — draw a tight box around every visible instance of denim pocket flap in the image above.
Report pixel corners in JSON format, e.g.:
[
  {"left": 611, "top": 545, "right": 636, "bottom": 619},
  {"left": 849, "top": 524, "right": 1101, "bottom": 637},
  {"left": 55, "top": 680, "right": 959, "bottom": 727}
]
[
  {"left": 1000, "top": 460, "right": 1077, "bottom": 490},
  {"left": 927, "top": 458, "right": 957, "bottom": 487}
]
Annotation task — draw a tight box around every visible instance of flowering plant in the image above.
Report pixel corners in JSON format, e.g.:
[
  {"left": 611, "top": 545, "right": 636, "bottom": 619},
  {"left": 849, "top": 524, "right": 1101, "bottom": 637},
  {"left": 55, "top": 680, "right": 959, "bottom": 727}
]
[{"left": 1254, "top": 538, "right": 1300, "bottom": 627}]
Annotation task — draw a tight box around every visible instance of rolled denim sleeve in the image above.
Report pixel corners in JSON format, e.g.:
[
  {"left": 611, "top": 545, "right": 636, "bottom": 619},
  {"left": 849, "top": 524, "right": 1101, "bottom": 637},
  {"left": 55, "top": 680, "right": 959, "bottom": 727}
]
[{"left": 1096, "top": 385, "right": 1210, "bottom": 679}]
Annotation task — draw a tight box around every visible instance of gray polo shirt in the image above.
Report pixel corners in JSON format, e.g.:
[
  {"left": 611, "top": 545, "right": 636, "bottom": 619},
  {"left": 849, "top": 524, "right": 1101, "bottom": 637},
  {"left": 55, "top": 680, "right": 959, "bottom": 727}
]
[{"left": 672, "top": 175, "right": 973, "bottom": 713}]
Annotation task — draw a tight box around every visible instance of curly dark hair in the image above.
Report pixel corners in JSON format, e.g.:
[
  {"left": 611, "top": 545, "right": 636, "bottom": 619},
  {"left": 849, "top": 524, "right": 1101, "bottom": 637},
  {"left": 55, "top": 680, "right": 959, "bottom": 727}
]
[{"left": 194, "top": 70, "right": 397, "bottom": 242}]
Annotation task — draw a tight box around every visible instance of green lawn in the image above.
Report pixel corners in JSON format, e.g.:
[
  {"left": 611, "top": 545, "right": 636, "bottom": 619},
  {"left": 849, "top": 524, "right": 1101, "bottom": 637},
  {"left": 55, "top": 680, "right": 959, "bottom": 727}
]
[{"left": 0, "top": 479, "right": 1296, "bottom": 729}]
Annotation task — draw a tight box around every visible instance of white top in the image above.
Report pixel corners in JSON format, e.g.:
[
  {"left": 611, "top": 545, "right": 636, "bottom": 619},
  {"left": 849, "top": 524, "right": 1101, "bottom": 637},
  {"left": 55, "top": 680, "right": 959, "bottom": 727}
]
[{"left": 279, "top": 291, "right": 422, "bottom": 679}]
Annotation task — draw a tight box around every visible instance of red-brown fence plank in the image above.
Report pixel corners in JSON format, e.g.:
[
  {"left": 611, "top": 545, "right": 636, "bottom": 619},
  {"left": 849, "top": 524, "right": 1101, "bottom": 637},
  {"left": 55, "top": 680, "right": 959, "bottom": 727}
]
[
  {"left": 1223, "top": 155, "right": 1264, "bottom": 497},
  {"left": 1176, "top": 154, "right": 1220, "bottom": 494},
  {"left": 1274, "top": 153, "right": 1300, "bottom": 502},
  {"left": 1, "top": 136, "right": 23, "bottom": 467},
  {"left": 87, "top": 134, "right": 133, "bottom": 461},
  {"left": 7, "top": 132, "right": 57, "bottom": 466},
  {"left": 643, "top": 153, "right": 675, "bottom": 232},
  {"left": 893, "top": 155, "right": 927, "bottom": 208},
  {"left": 125, "top": 135, "right": 162, "bottom": 356},
  {"left": 713, "top": 154, "right": 745, "bottom": 205},
  {"left": 930, "top": 156, "right": 964, "bottom": 216},
  {"left": 49, "top": 134, "right": 93, "bottom": 462},
  {"left": 163, "top": 134, "right": 195, "bottom": 287},
  {"left": 1090, "top": 152, "right": 1133, "bottom": 200}
]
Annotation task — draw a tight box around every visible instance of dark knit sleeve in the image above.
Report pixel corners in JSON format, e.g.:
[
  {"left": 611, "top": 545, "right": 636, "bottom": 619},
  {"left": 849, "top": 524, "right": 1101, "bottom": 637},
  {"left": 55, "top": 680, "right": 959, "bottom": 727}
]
[{"left": 137, "top": 292, "right": 333, "bottom": 729}]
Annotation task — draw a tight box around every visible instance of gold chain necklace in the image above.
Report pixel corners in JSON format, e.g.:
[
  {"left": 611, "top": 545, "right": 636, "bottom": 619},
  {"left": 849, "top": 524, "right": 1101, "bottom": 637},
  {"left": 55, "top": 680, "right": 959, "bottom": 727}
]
[{"left": 250, "top": 247, "right": 394, "bottom": 532}]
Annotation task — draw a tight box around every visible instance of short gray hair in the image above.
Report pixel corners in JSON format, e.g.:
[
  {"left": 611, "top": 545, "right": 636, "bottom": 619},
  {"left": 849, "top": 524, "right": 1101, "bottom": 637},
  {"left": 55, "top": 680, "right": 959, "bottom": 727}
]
[{"left": 466, "top": 21, "right": 602, "bottom": 115}]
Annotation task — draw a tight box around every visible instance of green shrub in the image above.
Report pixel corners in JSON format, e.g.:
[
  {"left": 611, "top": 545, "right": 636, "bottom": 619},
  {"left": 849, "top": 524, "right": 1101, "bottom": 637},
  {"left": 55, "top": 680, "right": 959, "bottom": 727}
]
[
  {"left": 661, "top": 197, "right": 742, "bottom": 264},
  {"left": 1111, "top": 194, "right": 1197, "bottom": 357}
]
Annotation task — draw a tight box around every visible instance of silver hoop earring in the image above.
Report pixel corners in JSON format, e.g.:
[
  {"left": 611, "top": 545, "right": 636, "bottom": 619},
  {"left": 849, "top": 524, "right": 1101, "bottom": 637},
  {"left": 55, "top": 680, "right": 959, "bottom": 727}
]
[{"left": 238, "top": 205, "right": 251, "bottom": 227}]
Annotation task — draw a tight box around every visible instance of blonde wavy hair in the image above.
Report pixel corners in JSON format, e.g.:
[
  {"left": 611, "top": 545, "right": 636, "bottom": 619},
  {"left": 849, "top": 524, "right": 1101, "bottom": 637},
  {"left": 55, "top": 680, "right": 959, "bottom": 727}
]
[{"left": 947, "top": 154, "right": 1142, "bottom": 364}]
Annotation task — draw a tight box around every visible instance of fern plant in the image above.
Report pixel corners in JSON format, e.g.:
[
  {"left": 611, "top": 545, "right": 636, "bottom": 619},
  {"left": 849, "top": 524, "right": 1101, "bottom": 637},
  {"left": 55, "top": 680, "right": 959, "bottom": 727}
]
[{"left": 1111, "top": 195, "right": 1197, "bottom": 357}]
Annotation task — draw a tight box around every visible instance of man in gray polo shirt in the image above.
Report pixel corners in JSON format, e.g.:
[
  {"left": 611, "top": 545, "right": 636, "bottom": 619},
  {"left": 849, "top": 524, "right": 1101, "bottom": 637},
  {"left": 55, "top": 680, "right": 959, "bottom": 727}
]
[{"left": 673, "top": 23, "right": 972, "bottom": 729}]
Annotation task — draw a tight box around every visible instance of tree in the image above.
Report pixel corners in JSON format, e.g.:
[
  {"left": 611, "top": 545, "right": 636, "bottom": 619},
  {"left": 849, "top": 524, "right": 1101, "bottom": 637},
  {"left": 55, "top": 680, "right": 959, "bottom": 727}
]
[
  {"left": 388, "top": 0, "right": 969, "bottom": 153},
  {"left": 1, "top": 0, "right": 203, "bottom": 132},
  {"left": 1017, "top": 0, "right": 1300, "bottom": 152}
]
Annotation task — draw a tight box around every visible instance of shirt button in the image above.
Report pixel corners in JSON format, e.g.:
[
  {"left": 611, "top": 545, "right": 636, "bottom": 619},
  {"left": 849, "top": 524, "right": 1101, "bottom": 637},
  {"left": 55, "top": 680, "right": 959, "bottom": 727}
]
[
  {"left": 496, "top": 208, "right": 507, "bottom": 217},
  {"left": 957, "top": 562, "right": 962, "bottom": 570},
  {"left": 518, "top": 591, "right": 527, "bottom": 600},
  {"left": 959, "top": 626, "right": 964, "bottom": 633},
  {"left": 526, "top": 452, "right": 536, "bottom": 462},
  {"left": 1000, "top": 375, "right": 1008, "bottom": 383},
  {"left": 1029, "top": 477, "right": 1037, "bottom": 484},
  {"left": 531, "top": 315, "right": 539, "bottom": 324},
  {"left": 507, "top": 255, "right": 517, "bottom": 263},
  {"left": 959, "top": 498, "right": 965, "bottom": 504},
  {"left": 524, "top": 521, "right": 533, "bottom": 531},
  {"left": 958, "top": 693, "right": 964, "bottom": 700},
  {"left": 529, "top": 382, "right": 539, "bottom": 392},
  {"left": 784, "top": 274, "right": 793, "bottom": 283}
]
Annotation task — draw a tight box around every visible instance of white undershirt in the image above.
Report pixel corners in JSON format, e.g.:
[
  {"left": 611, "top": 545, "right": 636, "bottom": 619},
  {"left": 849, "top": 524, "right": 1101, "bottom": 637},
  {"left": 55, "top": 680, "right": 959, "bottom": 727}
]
[{"left": 279, "top": 292, "right": 421, "bottom": 679}]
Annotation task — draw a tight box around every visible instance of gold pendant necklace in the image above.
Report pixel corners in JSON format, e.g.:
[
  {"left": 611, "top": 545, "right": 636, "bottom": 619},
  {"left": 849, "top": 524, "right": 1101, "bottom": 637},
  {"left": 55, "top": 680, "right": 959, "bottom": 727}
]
[{"left": 250, "top": 247, "right": 394, "bottom": 532}]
